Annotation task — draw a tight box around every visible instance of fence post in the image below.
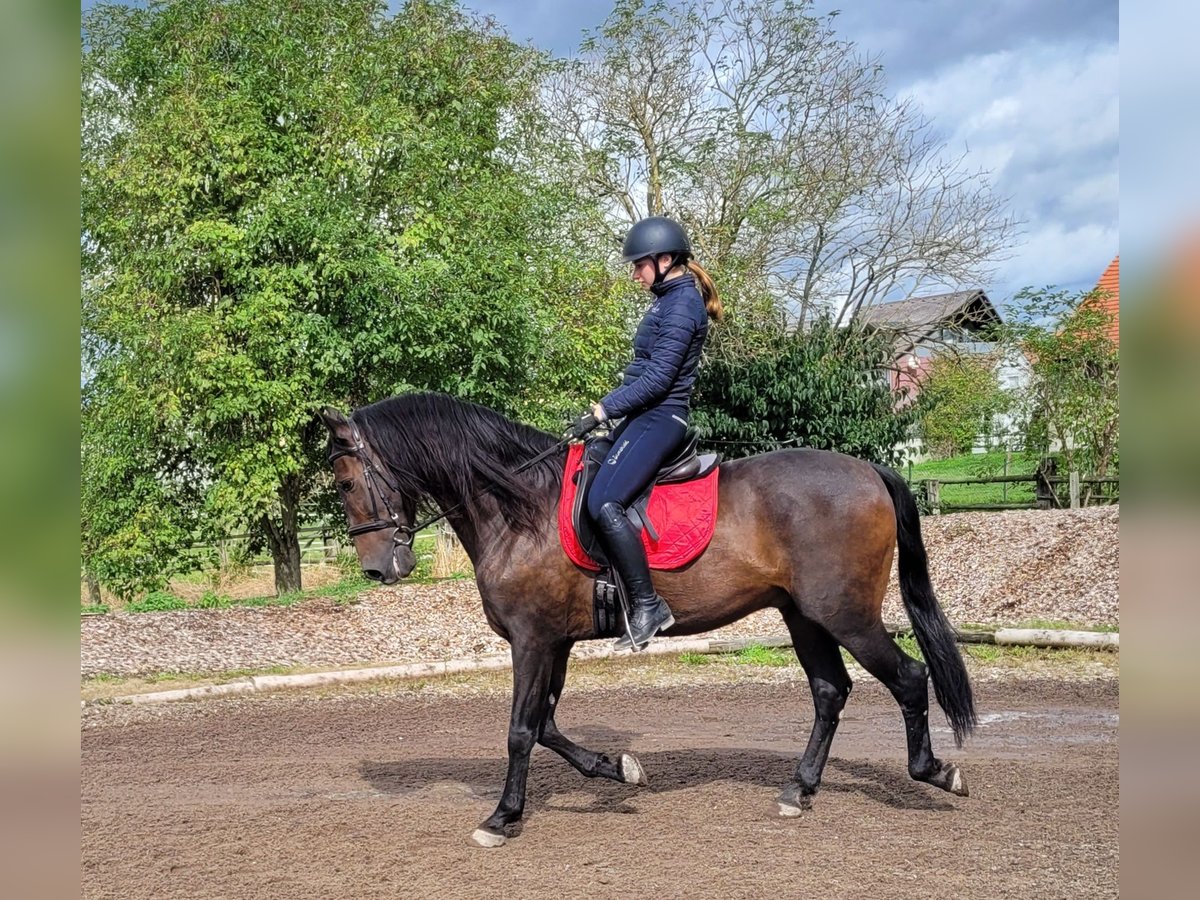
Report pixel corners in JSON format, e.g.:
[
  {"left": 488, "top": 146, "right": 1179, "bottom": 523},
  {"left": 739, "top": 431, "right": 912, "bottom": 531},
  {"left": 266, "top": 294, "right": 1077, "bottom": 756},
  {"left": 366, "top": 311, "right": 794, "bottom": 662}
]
[
  {"left": 323, "top": 530, "right": 340, "bottom": 561},
  {"left": 1003, "top": 451, "right": 1010, "bottom": 503},
  {"left": 1036, "top": 457, "right": 1057, "bottom": 509},
  {"left": 925, "top": 479, "right": 941, "bottom": 515},
  {"left": 1069, "top": 471, "right": 1080, "bottom": 509},
  {"left": 85, "top": 570, "right": 103, "bottom": 606}
]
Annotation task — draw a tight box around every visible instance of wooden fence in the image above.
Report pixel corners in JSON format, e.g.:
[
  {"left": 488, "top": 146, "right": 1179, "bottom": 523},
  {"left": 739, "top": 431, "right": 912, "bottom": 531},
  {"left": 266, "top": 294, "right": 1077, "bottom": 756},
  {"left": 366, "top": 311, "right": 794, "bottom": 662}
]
[
  {"left": 185, "top": 524, "right": 440, "bottom": 568},
  {"left": 911, "top": 472, "right": 1119, "bottom": 514}
]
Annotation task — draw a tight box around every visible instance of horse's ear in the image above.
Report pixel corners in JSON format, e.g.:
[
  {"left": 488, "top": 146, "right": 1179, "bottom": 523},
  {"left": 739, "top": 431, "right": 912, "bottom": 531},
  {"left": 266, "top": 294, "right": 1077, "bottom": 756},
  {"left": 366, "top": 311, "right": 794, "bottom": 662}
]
[{"left": 318, "top": 406, "right": 350, "bottom": 437}]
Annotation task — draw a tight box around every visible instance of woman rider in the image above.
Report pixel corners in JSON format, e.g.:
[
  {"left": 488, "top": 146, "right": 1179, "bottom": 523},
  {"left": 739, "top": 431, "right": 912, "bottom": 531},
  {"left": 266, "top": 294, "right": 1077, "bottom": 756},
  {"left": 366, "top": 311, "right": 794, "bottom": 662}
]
[{"left": 570, "top": 216, "right": 723, "bottom": 650}]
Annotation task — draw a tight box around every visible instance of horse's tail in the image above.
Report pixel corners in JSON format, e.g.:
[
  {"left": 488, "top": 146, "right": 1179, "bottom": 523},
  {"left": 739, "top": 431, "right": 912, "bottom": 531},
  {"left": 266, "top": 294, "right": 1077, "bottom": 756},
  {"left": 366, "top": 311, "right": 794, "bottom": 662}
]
[{"left": 871, "top": 463, "right": 977, "bottom": 747}]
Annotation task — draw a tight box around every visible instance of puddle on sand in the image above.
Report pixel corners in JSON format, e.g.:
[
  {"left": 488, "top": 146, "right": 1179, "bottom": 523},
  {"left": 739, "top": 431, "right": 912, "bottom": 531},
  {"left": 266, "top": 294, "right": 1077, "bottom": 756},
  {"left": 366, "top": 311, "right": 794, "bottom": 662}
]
[
  {"left": 975, "top": 710, "right": 1119, "bottom": 728},
  {"left": 929, "top": 707, "right": 1119, "bottom": 749}
]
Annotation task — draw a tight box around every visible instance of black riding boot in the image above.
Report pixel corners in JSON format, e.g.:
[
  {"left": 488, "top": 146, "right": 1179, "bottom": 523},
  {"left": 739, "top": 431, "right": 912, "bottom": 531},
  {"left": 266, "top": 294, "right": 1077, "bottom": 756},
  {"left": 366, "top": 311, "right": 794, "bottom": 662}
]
[{"left": 594, "top": 501, "right": 674, "bottom": 650}]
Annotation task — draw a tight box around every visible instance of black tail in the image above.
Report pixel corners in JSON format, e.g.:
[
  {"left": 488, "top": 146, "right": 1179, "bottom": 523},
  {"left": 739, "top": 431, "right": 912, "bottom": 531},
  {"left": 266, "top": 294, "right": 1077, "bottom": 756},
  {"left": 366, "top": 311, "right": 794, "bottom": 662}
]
[{"left": 872, "top": 464, "right": 977, "bottom": 746}]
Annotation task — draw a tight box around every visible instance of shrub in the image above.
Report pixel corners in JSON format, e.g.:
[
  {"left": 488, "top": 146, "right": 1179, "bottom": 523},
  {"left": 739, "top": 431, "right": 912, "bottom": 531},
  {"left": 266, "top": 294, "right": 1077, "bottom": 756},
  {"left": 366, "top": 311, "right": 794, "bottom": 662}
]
[
  {"left": 125, "top": 591, "right": 188, "bottom": 613},
  {"left": 693, "top": 316, "right": 914, "bottom": 464}
]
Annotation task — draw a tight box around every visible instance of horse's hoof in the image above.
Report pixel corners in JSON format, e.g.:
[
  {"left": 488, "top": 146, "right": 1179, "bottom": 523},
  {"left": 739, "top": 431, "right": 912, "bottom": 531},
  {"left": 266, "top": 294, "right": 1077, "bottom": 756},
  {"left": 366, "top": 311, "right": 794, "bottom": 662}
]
[
  {"left": 946, "top": 765, "right": 968, "bottom": 797},
  {"left": 776, "top": 788, "right": 812, "bottom": 818},
  {"left": 470, "top": 827, "right": 506, "bottom": 848},
  {"left": 620, "top": 753, "right": 647, "bottom": 786},
  {"left": 923, "top": 764, "right": 969, "bottom": 797}
]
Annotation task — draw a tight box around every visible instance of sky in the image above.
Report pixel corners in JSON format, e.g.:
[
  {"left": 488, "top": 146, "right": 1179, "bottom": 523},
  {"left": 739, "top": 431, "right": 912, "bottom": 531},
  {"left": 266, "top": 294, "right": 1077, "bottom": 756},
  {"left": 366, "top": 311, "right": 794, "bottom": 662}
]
[
  {"left": 456, "top": 0, "right": 1120, "bottom": 308},
  {"left": 83, "top": 0, "right": 1120, "bottom": 307}
]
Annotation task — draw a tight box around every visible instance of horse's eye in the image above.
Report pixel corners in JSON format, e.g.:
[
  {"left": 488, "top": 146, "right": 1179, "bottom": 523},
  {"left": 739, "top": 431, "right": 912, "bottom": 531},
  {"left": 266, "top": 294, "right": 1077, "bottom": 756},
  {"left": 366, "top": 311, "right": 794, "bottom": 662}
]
[{"left": 339, "top": 479, "right": 354, "bottom": 493}]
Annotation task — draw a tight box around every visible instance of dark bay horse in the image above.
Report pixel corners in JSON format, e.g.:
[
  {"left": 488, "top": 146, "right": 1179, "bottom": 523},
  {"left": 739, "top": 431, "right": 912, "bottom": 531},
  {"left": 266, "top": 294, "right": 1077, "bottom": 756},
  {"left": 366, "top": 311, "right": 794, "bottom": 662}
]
[{"left": 320, "top": 392, "right": 975, "bottom": 848}]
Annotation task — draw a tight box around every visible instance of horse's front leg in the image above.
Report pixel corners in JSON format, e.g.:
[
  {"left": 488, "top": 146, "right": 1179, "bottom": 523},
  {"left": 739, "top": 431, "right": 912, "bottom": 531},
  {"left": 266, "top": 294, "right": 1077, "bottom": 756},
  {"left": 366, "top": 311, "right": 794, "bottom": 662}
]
[
  {"left": 539, "top": 643, "right": 647, "bottom": 786},
  {"left": 472, "top": 636, "right": 557, "bottom": 848}
]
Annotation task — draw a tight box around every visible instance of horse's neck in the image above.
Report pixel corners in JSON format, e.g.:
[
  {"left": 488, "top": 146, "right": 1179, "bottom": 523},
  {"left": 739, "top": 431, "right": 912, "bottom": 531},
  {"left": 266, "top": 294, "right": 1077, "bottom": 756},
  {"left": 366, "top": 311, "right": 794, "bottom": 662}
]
[{"left": 441, "top": 480, "right": 556, "bottom": 569}]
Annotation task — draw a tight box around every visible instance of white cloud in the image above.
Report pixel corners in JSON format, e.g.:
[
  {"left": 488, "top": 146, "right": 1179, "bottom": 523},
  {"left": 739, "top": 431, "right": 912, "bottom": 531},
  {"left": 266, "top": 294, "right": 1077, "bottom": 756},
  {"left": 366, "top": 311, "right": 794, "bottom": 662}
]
[
  {"left": 902, "top": 42, "right": 1117, "bottom": 159},
  {"left": 898, "top": 40, "right": 1117, "bottom": 300},
  {"left": 995, "top": 221, "right": 1118, "bottom": 305}
]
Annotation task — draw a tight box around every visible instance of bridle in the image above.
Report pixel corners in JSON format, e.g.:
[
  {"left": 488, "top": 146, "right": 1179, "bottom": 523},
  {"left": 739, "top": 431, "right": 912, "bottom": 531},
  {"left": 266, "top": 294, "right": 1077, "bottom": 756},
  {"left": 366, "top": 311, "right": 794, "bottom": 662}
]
[
  {"left": 328, "top": 420, "right": 417, "bottom": 549},
  {"left": 328, "top": 416, "right": 576, "bottom": 550}
]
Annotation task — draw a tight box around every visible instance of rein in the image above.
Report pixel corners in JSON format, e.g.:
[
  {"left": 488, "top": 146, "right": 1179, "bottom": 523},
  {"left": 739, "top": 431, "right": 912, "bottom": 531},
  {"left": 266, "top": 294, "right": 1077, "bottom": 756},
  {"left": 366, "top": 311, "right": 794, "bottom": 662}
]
[{"left": 331, "top": 419, "right": 572, "bottom": 543}]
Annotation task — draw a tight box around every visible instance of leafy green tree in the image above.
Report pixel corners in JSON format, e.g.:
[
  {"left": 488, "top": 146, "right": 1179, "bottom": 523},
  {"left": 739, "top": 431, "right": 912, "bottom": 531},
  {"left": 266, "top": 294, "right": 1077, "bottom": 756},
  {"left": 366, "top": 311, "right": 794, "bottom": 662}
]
[
  {"left": 81, "top": 0, "right": 609, "bottom": 595},
  {"left": 691, "top": 316, "right": 914, "bottom": 464},
  {"left": 915, "top": 355, "right": 1010, "bottom": 458},
  {"left": 998, "top": 287, "right": 1119, "bottom": 486}
]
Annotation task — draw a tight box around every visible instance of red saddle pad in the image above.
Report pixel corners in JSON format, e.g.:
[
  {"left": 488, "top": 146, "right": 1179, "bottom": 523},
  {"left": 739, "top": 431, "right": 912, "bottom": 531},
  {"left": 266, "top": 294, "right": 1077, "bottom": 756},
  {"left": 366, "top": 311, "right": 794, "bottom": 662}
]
[{"left": 558, "top": 443, "right": 719, "bottom": 572}]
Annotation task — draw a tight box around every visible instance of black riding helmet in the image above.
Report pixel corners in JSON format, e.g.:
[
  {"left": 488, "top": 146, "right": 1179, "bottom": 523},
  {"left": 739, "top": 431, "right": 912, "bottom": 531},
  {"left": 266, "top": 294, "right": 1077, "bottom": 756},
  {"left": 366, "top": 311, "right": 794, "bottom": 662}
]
[
  {"left": 620, "top": 216, "right": 692, "bottom": 262},
  {"left": 620, "top": 216, "right": 692, "bottom": 284}
]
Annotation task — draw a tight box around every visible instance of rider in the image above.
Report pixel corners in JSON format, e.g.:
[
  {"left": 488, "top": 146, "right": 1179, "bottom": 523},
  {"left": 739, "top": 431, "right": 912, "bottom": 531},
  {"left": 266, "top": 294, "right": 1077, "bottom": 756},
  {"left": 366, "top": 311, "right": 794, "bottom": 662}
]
[{"left": 571, "top": 216, "right": 723, "bottom": 650}]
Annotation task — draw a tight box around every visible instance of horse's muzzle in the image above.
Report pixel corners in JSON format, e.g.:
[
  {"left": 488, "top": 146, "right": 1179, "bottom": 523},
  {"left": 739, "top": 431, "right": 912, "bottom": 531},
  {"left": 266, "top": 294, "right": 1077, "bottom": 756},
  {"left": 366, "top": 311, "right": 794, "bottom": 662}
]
[{"left": 363, "top": 543, "right": 416, "bottom": 584}]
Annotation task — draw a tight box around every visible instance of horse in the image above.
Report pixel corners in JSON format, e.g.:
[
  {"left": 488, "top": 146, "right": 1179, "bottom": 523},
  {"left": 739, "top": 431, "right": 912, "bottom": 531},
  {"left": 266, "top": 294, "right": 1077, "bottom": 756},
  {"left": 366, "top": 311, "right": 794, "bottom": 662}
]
[{"left": 319, "top": 392, "right": 975, "bottom": 848}]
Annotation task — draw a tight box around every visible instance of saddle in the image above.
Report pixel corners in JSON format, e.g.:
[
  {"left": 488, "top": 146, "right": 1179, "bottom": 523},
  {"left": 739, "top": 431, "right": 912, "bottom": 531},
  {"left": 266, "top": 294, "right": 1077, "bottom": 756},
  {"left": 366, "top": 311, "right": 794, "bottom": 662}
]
[
  {"left": 559, "top": 427, "right": 720, "bottom": 571},
  {"left": 558, "top": 428, "right": 720, "bottom": 637}
]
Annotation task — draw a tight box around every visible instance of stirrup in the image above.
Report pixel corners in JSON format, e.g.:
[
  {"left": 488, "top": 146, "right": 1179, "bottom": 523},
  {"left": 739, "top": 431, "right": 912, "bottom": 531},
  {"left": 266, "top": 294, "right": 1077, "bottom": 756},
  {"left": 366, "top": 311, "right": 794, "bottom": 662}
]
[{"left": 613, "top": 597, "right": 674, "bottom": 652}]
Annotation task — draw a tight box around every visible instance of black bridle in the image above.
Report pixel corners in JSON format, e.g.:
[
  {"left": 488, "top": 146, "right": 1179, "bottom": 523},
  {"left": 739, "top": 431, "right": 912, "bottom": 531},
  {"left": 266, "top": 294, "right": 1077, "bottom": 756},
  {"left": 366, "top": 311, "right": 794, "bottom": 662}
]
[
  {"left": 329, "top": 418, "right": 574, "bottom": 547},
  {"left": 328, "top": 420, "right": 417, "bottom": 548}
]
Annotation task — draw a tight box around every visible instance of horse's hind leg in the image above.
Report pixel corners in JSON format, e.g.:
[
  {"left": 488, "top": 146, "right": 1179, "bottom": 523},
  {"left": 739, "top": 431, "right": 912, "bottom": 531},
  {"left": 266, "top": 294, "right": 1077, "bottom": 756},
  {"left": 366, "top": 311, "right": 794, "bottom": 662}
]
[
  {"left": 777, "top": 607, "right": 852, "bottom": 817},
  {"left": 836, "top": 622, "right": 968, "bottom": 797},
  {"left": 538, "top": 644, "right": 646, "bottom": 786}
]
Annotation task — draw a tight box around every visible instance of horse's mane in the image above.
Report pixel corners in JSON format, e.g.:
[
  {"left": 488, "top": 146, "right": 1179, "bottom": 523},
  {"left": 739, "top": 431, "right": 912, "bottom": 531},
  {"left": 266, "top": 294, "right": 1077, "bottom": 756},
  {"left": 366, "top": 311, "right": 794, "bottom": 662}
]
[{"left": 351, "top": 392, "right": 562, "bottom": 536}]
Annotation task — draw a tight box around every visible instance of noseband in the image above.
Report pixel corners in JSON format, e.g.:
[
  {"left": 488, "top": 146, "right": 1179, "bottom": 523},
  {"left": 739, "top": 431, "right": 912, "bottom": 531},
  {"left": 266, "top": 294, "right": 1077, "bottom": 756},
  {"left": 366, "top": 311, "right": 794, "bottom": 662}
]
[{"left": 328, "top": 421, "right": 415, "bottom": 549}]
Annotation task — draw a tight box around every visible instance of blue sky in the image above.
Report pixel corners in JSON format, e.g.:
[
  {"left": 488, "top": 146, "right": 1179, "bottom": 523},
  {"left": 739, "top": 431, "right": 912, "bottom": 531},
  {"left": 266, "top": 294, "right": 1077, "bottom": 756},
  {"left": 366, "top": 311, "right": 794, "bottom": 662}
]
[{"left": 456, "top": 0, "right": 1119, "bottom": 306}]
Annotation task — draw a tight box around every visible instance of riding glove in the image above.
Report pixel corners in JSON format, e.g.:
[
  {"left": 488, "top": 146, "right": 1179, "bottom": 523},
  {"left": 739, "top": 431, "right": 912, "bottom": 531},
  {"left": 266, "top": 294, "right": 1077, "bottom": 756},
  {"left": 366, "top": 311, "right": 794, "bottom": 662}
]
[{"left": 567, "top": 412, "right": 601, "bottom": 440}]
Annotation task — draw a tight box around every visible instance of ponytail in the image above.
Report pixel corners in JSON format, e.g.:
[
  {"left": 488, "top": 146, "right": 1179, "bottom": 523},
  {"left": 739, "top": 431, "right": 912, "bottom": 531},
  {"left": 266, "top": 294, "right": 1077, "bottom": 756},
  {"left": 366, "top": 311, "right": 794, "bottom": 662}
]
[{"left": 685, "top": 260, "right": 724, "bottom": 322}]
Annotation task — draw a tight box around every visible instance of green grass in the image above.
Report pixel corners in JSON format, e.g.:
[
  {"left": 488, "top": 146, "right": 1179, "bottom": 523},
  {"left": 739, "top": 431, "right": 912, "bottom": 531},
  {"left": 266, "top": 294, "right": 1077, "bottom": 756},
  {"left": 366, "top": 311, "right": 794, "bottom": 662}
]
[
  {"left": 87, "top": 573, "right": 379, "bottom": 616},
  {"left": 139, "top": 664, "right": 293, "bottom": 684},
  {"left": 170, "top": 571, "right": 211, "bottom": 586},
  {"left": 729, "top": 644, "right": 796, "bottom": 667},
  {"left": 907, "top": 450, "right": 1038, "bottom": 480},
  {"left": 905, "top": 450, "right": 1039, "bottom": 506},
  {"left": 124, "top": 591, "right": 190, "bottom": 613},
  {"left": 960, "top": 643, "right": 1106, "bottom": 665},
  {"left": 81, "top": 603, "right": 110, "bottom": 615},
  {"left": 80, "top": 567, "right": 478, "bottom": 617},
  {"left": 892, "top": 631, "right": 924, "bottom": 661},
  {"left": 308, "top": 574, "right": 373, "bottom": 604},
  {"left": 193, "top": 591, "right": 233, "bottom": 609},
  {"left": 1008, "top": 618, "right": 1118, "bottom": 633},
  {"left": 678, "top": 644, "right": 797, "bottom": 667},
  {"left": 237, "top": 593, "right": 306, "bottom": 608}
]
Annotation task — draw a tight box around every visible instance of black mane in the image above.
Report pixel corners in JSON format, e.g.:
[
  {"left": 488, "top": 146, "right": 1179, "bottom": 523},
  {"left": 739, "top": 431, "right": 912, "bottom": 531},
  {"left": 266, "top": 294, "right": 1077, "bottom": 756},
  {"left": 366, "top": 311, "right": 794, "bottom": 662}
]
[{"left": 351, "top": 392, "right": 562, "bottom": 536}]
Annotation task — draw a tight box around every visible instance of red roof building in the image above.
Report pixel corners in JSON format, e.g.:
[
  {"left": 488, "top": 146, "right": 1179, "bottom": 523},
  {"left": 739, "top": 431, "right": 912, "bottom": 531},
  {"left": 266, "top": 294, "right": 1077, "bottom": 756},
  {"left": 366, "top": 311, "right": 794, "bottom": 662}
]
[
  {"left": 859, "top": 289, "right": 1004, "bottom": 403},
  {"left": 1087, "top": 256, "right": 1120, "bottom": 346}
]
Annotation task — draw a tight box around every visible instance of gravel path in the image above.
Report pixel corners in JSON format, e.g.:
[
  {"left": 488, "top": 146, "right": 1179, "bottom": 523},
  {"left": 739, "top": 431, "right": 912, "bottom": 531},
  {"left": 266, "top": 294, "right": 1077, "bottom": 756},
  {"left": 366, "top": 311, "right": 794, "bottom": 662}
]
[{"left": 81, "top": 506, "right": 1118, "bottom": 678}]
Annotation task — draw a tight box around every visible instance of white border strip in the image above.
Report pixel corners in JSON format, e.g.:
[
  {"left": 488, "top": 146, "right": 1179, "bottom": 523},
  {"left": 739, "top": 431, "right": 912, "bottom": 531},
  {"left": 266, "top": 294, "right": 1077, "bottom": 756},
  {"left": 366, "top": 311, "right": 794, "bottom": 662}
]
[{"left": 85, "top": 631, "right": 1114, "bottom": 707}]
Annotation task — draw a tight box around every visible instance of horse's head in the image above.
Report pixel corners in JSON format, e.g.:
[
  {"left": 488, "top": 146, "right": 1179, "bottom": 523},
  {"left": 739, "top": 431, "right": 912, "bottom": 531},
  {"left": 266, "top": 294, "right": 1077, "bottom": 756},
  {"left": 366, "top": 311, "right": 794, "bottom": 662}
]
[{"left": 319, "top": 406, "right": 418, "bottom": 584}]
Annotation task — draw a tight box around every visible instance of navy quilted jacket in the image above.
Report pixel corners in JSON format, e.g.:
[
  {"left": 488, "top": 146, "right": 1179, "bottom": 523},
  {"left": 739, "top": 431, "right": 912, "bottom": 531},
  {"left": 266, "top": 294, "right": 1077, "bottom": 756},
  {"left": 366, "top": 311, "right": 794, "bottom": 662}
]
[{"left": 600, "top": 274, "right": 709, "bottom": 419}]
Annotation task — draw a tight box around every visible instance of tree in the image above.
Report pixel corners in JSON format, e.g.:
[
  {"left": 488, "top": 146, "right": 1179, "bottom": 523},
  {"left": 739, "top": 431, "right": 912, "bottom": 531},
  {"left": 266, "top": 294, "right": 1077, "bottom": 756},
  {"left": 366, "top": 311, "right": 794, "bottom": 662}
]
[
  {"left": 81, "top": 0, "right": 605, "bottom": 595},
  {"left": 998, "top": 287, "right": 1119, "bottom": 489},
  {"left": 915, "top": 355, "right": 1010, "bottom": 459},
  {"left": 546, "top": 0, "right": 1015, "bottom": 333},
  {"left": 691, "top": 316, "right": 915, "bottom": 464}
]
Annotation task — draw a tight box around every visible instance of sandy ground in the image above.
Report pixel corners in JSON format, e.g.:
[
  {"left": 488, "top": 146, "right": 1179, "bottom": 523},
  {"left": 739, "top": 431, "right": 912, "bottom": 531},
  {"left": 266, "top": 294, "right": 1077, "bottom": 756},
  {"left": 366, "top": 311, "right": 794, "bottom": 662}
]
[{"left": 81, "top": 672, "right": 1118, "bottom": 900}]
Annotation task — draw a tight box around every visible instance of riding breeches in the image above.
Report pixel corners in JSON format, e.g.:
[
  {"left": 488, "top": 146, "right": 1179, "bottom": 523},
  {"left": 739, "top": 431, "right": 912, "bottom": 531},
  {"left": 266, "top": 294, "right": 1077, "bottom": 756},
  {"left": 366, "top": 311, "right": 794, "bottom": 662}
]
[{"left": 585, "top": 405, "right": 688, "bottom": 521}]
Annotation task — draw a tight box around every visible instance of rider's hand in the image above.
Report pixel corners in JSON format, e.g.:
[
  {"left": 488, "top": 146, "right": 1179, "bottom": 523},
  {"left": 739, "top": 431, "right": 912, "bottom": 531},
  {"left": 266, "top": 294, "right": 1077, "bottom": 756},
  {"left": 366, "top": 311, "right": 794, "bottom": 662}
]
[{"left": 566, "top": 411, "right": 601, "bottom": 440}]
